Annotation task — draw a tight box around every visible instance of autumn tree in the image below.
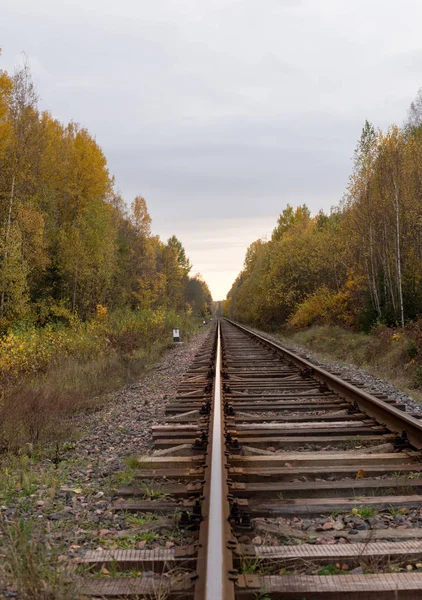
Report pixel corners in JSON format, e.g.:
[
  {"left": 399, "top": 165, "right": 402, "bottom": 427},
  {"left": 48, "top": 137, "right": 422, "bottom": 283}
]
[
  {"left": 186, "top": 274, "right": 212, "bottom": 316},
  {"left": 227, "top": 92, "right": 422, "bottom": 331},
  {"left": 0, "top": 56, "right": 211, "bottom": 330}
]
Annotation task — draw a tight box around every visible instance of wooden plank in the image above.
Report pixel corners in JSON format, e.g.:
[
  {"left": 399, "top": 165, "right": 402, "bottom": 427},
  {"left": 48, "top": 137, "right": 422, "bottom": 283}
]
[
  {"left": 230, "top": 452, "right": 415, "bottom": 468},
  {"left": 134, "top": 468, "right": 205, "bottom": 480},
  {"left": 231, "top": 477, "right": 422, "bottom": 499},
  {"left": 111, "top": 499, "right": 188, "bottom": 512},
  {"left": 230, "top": 463, "right": 422, "bottom": 482},
  {"left": 239, "top": 540, "right": 422, "bottom": 567},
  {"left": 232, "top": 403, "right": 349, "bottom": 412},
  {"left": 225, "top": 434, "right": 396, "bottom": 448},
  {"left": 254, "top": 519, "right": 422, "bottom": 545},
  {"left": 235, "top": 413, "right": 366, "bottom": 422},
  {"left": 235, "top": 421, "right": 369, "bottom": 429},
  {"left": 254, "top": 521, "right": 422, "bottom": 542},
  {"left": 232, "top": 425, "right": 387, "bottom": 436},
  {"left": 116, "top": 483, "right": 202, "bottom": 498},
  {"left": 247, "top": 494, "right": 422, "bottom": 517},
  {"left": 79, "top": 574, "right": 193, "bottom": 598},
  {"left": 152, "top": 425, "right": 387, "bottom": 439},
  {"left": 154, "top": 434, "right": 395, "bottom": 449},
  {"left": 79, "top": 546, "right": 196, "bottom": 571},
  {"left": 236, "top": 573, "right": 422, "bottom": 599},
  {"left": 134, "top": 455, "right": 205, "bottom": 467}
]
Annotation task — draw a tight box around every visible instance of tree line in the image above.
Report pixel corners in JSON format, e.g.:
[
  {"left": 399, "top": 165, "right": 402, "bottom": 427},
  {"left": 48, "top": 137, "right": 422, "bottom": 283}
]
[
  {"left": 0, "top": 56, "right": 212, "bottom": 333},
  {"left": 225, "top": 91, "right": 422, "bottom": 331}
]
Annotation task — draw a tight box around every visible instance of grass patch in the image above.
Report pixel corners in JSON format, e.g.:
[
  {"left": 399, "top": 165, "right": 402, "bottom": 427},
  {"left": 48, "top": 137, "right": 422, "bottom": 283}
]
[
  {"left": 0, "top": 518, "right": 77, "bottom": 600},
  {"left": 125, "top": 514, "right": 157, "bottom": 528},
  {"left": 139, "top": 481, "right": 170, "bottom": 500},
  {"left": 317, "top": 564, "right": 344, "bottom": 576},
  {"left": 239, "top": 555, "right": 264, "bottom": 574},
  {"left": 352, "top": 505, "right": 378, "bottom": 518},
  {"left": 0, "top": 309, "right": 202, "bottom": 454},
  {"left": 125, "top": 456, "right": 142, "bottom": 470}
]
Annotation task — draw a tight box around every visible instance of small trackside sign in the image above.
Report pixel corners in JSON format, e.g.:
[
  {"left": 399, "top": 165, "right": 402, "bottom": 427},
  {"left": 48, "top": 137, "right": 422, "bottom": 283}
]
[{"left": 173, "top": 329, "right": 180, "bottom": 342}]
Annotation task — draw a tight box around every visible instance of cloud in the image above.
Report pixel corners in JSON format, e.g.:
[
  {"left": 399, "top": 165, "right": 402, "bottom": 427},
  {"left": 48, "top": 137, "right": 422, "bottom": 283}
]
[{"left": 2, "top": 0, "right": 422, "bottom": 297}]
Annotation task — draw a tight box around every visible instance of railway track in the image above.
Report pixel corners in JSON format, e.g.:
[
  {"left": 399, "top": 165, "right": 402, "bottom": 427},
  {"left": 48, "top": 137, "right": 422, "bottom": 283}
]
[{"left": 79, "top": 319, "right": 422, "bottom": 599}]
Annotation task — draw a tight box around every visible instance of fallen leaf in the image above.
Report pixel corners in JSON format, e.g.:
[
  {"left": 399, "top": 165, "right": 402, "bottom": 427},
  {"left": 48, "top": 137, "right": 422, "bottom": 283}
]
[{"left": 356, "top": 469, "right": 367, "bottom": 479}]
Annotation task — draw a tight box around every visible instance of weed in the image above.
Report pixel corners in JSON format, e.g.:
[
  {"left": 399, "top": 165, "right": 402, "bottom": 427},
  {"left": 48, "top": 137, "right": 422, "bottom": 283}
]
[
  {"left": 239, "top": 555, "right": 264, "bottom": 574},
  {"left": 352, "top": 505, "right": 378, "bottom": 518},
  {"left": 125, "top": 513, "right": 157, "bottom": 528},
  {"left": 1, "top": 518, "right": 76, "bottom": 600},
  {"left": 61, "top": 442, "right": 75, "bottom": 452},
  {"left": 387, "top": 506, "right": 409, "bottom": 517},
  {"left": 255, "top": 589, "right": 271, "bottom": 600},
  {"left": 413, "top": 366, "right": 422, "bottom": 389},
  {"left": 106, "top": 469, "right": 137, "bottom": 492},
  {"left": 139, "top": 481, "right": 170, "bottom": 500},
  {"left": 317, "top": 564, "right": 343, "bottom": 576},
  {"left": 125, "top": 456, "right": 141, "bottom": 470},
  {"left": 111, "top": 532, "right": 159, "bottom": 547}
]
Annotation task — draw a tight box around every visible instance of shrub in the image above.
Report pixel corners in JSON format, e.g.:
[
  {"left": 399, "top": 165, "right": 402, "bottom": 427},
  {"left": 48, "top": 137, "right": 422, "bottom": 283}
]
[
  {"left": 289, "top": 287, "right": 355, "bottom": 329},
  {"left": 406, "top": 340, "right": 418, "bottom": 360},
  {"left": 0, "top": 307, "right": 200, "bottom": 452},
  {"left": 413, "top": 366, "right": 422, "bottom": 389}
]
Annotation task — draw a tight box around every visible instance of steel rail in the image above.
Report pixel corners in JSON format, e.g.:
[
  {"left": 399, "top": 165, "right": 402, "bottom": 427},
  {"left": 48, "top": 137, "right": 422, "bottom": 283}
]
[
  {"left": 225, "top": 318, "right": 422, "bottom": 450},
  {"left": 194, "top": 321, "right": 235, "bottom": 600}
]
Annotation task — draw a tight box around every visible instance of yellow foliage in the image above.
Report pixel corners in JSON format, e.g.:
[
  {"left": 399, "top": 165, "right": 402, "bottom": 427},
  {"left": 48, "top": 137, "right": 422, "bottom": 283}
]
[
  {"left": 390, "top": 332, "right": 404, "bottom": 341},
  {"left": 96, "top": 304, "right": 108, "bottom": 319},
  {"left": 289, "top": 286, "right": 355, "bottom": 329},
  {"left": 0, "top": 306, "right": 198, "bottom": 380},
  {"left": 0, "top": 320, "right": 106, "bottom": 379}
]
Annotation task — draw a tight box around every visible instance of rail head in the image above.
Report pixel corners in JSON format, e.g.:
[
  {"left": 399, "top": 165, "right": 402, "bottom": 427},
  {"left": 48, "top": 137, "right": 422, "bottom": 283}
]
[
  {"left": 194, "top": 320, "right": 235, "bottom": 600},
  {"left": 224, "top": 318, "right": 422, "bottom": 450}
]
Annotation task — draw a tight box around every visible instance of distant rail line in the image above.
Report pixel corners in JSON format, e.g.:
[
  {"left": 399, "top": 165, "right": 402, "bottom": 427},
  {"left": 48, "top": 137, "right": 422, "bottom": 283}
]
[{"left": 79, "top": 319, "right": 422, "bottom": 599}]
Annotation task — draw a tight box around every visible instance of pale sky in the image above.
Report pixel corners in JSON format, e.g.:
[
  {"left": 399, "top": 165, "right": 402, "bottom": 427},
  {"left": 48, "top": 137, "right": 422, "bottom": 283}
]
[{"left": 2, "top": 0, "right": 422, "bottom": 298}]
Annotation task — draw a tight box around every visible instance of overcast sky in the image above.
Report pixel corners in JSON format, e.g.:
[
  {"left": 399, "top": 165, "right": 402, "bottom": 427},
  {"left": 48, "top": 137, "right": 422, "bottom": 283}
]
[{"left": 2, "top": 0, "right": 422, "bottom": 299}]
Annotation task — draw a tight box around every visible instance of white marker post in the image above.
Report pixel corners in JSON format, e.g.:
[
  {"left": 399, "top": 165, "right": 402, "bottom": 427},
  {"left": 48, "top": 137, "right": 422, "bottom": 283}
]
[{"left": 173, "top": 328, "right": 180, "bottom": 343}]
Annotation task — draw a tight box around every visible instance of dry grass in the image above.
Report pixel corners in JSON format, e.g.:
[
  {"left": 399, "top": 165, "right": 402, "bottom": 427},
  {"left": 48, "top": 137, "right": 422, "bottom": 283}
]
[
  {"left": 0, "top": 340, "right": 173, "bottom": 454},
  {"left": 0, "top": 308, "right": 202, "bottom": 455},
  {"left": 0, "top": 518, "right": 77, "bottom": 600}
]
